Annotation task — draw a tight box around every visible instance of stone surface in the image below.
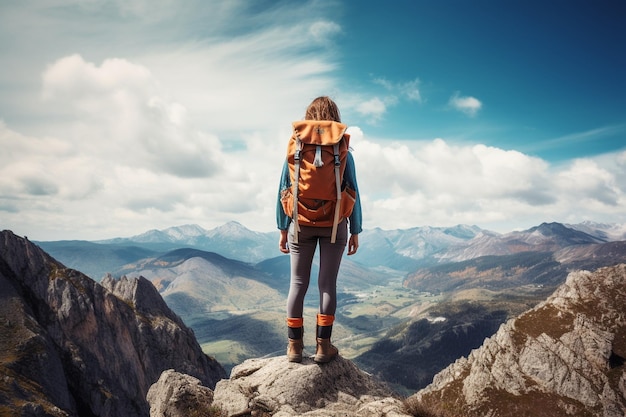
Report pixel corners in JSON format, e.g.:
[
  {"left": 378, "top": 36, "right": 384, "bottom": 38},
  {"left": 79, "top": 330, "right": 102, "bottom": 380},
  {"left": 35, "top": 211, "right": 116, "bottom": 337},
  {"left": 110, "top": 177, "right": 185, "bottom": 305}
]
[
  {"left": 147, "top": 369, "right": 215, "bottom": 417},
  {"left": 211, "top": 355, "right": 410, "bottom": 417},
  {"left": 0, "top": 230, "right": 226, "bottom": 417},
  {"left": 411, "top": 264, "right": 626, "bottom": 417}
]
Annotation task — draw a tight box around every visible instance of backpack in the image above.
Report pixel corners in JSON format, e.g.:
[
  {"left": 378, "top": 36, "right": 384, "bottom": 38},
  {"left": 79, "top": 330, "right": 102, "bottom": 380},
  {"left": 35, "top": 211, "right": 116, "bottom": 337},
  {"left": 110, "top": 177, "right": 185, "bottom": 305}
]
[{"left": 281, "top": 120, "right": 357, "bottom": 243}]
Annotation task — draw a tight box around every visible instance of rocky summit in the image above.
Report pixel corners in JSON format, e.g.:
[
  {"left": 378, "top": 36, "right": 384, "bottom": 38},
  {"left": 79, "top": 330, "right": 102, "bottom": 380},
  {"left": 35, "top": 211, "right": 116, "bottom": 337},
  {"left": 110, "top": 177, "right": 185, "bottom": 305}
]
[
  {"left": 148, "top": 355, "right": 411, "bottom": 417},
  {"left": 0, "top": 230, "right": 226, "bottom": 417},
  {"left": 409, "top": 263, "right": 626, "bottom": 417}
]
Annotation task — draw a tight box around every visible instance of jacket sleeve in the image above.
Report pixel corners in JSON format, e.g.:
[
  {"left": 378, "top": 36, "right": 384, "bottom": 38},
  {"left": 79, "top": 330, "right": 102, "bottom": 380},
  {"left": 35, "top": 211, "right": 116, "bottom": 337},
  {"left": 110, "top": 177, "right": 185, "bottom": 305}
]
[
  {"left": 276, "top": 160, "right": 292, "bottom": 231},
  {"left": 344, "top": 152, "right": 363, "bottom": 235}
]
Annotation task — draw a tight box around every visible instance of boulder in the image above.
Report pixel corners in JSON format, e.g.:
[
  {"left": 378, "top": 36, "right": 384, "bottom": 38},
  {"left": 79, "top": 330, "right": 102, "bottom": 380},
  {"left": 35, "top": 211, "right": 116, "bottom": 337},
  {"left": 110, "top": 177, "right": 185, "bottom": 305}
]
[
  {"left": 212, "top": 355, "right": 409, "bottom": 417},
  {"left": 147, "top": 369, "right": 215, "bottom": 417}
]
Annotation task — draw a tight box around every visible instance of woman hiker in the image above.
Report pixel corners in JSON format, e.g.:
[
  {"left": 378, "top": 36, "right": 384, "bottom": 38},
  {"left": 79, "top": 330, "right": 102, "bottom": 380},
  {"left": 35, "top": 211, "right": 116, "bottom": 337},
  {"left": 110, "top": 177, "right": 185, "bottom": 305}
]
[{"left": 276, "top": 96, "right": 362, "bottom": 363}]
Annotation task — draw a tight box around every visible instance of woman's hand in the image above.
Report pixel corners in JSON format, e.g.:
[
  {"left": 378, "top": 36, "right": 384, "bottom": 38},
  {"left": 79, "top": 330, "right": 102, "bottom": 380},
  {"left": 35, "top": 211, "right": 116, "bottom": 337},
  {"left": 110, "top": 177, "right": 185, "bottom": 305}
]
[
  {"left": 347, "top": 234, "right": 359, "bottom": 255},
  {"left": 278, "top": 229, "right": 290, "bottom": 254}
]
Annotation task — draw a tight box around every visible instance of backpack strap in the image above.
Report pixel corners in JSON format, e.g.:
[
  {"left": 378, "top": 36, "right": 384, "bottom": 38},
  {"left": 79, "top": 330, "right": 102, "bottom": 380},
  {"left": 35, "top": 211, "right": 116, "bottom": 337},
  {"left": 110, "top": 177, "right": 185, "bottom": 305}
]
[
  {"left": 292, "top": 134, "right": 302, "bottom": 243},
  {"left": 330, "top": 142, "right": 342, "bottom": 244}
]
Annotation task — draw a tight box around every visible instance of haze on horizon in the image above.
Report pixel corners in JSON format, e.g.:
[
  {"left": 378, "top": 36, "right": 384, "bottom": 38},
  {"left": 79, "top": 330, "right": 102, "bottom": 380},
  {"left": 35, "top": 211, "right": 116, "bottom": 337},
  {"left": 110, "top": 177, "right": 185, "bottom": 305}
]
[{"left": 1, "top": 0, "right": 625, "bottom": 241}]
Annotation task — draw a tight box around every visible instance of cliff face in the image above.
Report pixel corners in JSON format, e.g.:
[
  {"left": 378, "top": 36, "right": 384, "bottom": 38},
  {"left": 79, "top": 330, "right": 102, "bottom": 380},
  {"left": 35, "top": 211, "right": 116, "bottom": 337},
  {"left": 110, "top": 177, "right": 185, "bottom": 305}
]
[
  {"left": 0, "top": 230, "right": 226, "bottom": 417},
  {"left": 411, "top": 264, "right": 626, "bottom": 417}
]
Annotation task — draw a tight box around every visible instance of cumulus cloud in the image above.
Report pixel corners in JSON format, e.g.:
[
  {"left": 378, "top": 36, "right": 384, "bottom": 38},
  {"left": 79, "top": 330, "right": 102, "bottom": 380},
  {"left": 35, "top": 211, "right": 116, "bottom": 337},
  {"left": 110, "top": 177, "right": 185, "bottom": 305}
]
[
  {"left": 0, "top": 0, "right": 350, "bottom": 239},
  {"left": 42, "top": 54, "right": 154, "bottom": 101},
  {"left": 41, "top": 54, "right": 223, "bottom": 179},
  {"left": 351, "top": 135, "right": 625, "bottom": 231},
  {"left": 0, "top": 122, "right": 103, "bottom": 211},
  {"left": 449, "top": 92, "right": 482, "bottom": 116},
  {"left": 1, "top": 52, "right": 234, "bottom": 239},
  {"left": 555, "top": 159, "right": 621, "bottom": 205},
  {"left": 356, "top": 97, "right": 388, "bottom": 120},
  {"left": 3, "top": 106, "right": 626, "bottom": 239},
  {"left": 1, "top": 1, "right": 624, "bottom": 240}
]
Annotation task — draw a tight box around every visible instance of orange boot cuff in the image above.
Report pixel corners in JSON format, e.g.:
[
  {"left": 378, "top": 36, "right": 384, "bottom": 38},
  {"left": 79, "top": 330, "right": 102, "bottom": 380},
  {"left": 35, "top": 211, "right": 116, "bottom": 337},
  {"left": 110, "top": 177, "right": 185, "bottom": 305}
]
[
  {"left": 287, "top": 317, "right": 304, "bottom": 328},
  {"left": 317, "top": 314, "right": 335, "bottom": 327}
]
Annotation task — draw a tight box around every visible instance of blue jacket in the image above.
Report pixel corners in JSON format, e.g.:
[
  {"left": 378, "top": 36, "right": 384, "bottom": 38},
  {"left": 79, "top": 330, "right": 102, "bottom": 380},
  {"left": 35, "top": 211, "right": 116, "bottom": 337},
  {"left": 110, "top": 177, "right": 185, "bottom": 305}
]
[{"left": 276, "top": 152, "right": 362, "bottom": 235}]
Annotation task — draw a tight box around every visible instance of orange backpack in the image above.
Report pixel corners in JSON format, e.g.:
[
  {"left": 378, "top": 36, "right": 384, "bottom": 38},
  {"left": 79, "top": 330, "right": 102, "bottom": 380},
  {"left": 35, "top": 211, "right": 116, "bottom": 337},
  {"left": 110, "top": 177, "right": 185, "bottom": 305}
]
[{"left": 281, "top": 120, "right": 356, "bottom": 243}]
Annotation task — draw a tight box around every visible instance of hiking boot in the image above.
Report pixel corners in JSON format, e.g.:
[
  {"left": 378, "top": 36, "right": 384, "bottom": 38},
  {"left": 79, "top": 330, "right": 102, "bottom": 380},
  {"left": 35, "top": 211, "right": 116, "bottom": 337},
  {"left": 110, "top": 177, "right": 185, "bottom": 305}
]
[
  {"left": 314, "top": 337, "right": 338, "bottom": 363},
  {"left": 286, "top": 318, "right": 304, "bottom": 363},
  {"left": 287, "top": 338, "right": 304, "bottom": 363}
]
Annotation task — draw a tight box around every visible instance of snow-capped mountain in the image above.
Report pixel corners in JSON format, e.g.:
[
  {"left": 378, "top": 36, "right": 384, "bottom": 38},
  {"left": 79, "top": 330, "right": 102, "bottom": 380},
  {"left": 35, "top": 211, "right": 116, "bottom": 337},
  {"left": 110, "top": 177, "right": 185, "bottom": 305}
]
[
  {"left": 566, "top": 220, "right": 626, "bottom": 241},
  {"left": 118, "top": 224, "right": 208, "bottom": 243},
  {"left": 434, "top": 222, "right": 607, "bottom": 263},
  {"left": 352, "top": 224, "right": 484, "bottom": 270},
  {"left": 39, "top": 220, "right": 626, "bottom": 280},
  {"left": 98, "top": 221, "right": 278, "bottom": 263}
]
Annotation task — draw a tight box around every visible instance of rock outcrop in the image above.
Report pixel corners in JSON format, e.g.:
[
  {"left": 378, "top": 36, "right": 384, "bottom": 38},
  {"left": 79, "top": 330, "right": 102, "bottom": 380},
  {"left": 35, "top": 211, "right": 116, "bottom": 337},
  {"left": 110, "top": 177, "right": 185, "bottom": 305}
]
[
  {"left": 410, "top": 263, "right": 626, "bottom": 417},
  {"left": 148, "top": 355, "right": 411, "bottom": 417},
  {"left": 147, "top": 370, "right": 215, "bottom": 417},
  {"left": 0, "top": 230, "right": 226, "bottom": 417}
]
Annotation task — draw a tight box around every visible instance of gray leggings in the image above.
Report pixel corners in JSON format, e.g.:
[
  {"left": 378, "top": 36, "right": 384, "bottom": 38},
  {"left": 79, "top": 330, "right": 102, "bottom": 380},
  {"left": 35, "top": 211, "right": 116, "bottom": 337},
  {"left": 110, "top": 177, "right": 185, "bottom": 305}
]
[{"left": 286, "top": 219, "right": 348, "bottom": 318}]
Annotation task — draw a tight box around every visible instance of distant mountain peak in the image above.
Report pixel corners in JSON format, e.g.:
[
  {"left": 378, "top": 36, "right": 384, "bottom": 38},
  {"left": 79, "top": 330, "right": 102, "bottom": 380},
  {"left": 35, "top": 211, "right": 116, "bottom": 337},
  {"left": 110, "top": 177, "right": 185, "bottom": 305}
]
[
  {"left": 162, "top": 224, "right": 207, "bottom": 239},
  {"left": 207, "top": 220, "right": 258, "bottom": 238},
  {"left": 531, "top": 221, "right": 565, "bottom": 231},
  {"left": 567, "top": 221, "right": 626, "bottom": 241},
  {"left": 528, "top": 221, "right": 574, "bottom": 235}
]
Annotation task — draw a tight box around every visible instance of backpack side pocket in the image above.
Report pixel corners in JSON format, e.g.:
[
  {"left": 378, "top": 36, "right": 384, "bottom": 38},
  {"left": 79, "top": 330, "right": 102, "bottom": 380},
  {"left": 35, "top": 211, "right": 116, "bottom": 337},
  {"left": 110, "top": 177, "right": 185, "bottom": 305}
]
[{"left": 340, "top": 187, "right": 356, "bottom": 219}]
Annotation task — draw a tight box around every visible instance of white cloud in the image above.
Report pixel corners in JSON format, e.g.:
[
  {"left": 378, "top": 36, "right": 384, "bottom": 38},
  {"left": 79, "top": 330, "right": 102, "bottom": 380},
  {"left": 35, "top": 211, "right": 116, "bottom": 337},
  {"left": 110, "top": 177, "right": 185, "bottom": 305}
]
[
  {"left": 364, "top": 77, "right": 421, "bottom": 118},
  {"left": 41, "top": 54, "right": 223, "bottom": 179},
  {"left": 351, "top": 135, "right": 625, "bottom": 231},
  {"left": 309, "top": 20, "right": 342, "bottom": 45},
  {"left": 1, "top": 1, "right": 624, "bottom": 241},
  {"left": 42, "top": 54, "right": 155, "bottom": 101},
  {"left": 449, "top": 92, "right": 482, "bottom": 116},
  {"left": 3, "top": 105, "right": 626, "bottom": 239},
  {"left": 373, "top": 77, "right": 421, "bottom": 102},
  {"left": 356, "top": 97, "right": 388, "bottom": 120},
  {"left": 344, "top": 77, "right": 422, "bottom": 125},
  {"left": 400, "top": 79, "right": 422, "bottom": 102},
  {"left": 555, "top": 159, "right": 621, "bottom": 205},
  {"left": 0, "top": 6, "right": 341, "bottom": 240}
]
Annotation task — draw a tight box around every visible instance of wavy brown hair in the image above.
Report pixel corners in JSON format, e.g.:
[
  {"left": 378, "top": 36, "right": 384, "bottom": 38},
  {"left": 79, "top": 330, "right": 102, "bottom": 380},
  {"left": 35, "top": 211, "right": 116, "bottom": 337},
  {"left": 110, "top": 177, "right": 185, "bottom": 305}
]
[{"left": 304, "top": 96, "right": 341, "bottom": 122}]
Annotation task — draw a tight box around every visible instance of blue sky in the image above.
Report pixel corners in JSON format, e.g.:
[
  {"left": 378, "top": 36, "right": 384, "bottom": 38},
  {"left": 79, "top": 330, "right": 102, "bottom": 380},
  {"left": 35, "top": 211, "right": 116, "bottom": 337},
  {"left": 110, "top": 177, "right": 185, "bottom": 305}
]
[
  {"left": 0, "top": 0, "right": 625, "bottom": 240},
  {"left": 338, "top": 1, "right": 625, "bottom": 159}
]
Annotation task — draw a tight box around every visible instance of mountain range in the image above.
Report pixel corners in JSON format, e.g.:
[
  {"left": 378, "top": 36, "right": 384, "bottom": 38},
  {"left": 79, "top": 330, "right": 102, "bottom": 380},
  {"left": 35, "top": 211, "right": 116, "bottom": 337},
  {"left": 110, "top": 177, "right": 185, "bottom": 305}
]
[
  {"left": 37, "top": 220, "right": 626, "bottom": 280},
  {"left": 34, "top": 220, "right": 626, "bottom": 394},
  {"left": 3, "top": 229, "right": 624, "bottom": 416}
]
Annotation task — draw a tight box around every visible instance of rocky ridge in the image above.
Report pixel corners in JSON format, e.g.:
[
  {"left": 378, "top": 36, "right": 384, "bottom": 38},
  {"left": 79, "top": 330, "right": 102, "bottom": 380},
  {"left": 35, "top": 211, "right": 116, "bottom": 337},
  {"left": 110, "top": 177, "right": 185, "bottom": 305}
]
[
  {"left": 0, "top": 230, "right": 226, "bottom": 417},
  {"left": 410, "top": 263, "right": 626, "bottom": 417},
  {"left": 148, "top": 355, "right": 411, "bottom": 417}
]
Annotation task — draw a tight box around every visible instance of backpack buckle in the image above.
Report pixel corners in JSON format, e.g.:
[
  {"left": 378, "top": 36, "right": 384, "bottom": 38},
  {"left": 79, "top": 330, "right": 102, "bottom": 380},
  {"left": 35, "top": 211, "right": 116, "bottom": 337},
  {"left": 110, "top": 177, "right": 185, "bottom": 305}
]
[
  {"left": 333, "top": 143, "right": 341, "bottom": 166},
  {"left": 294, "top": 134, "right": 302, "bottom": 161}
]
